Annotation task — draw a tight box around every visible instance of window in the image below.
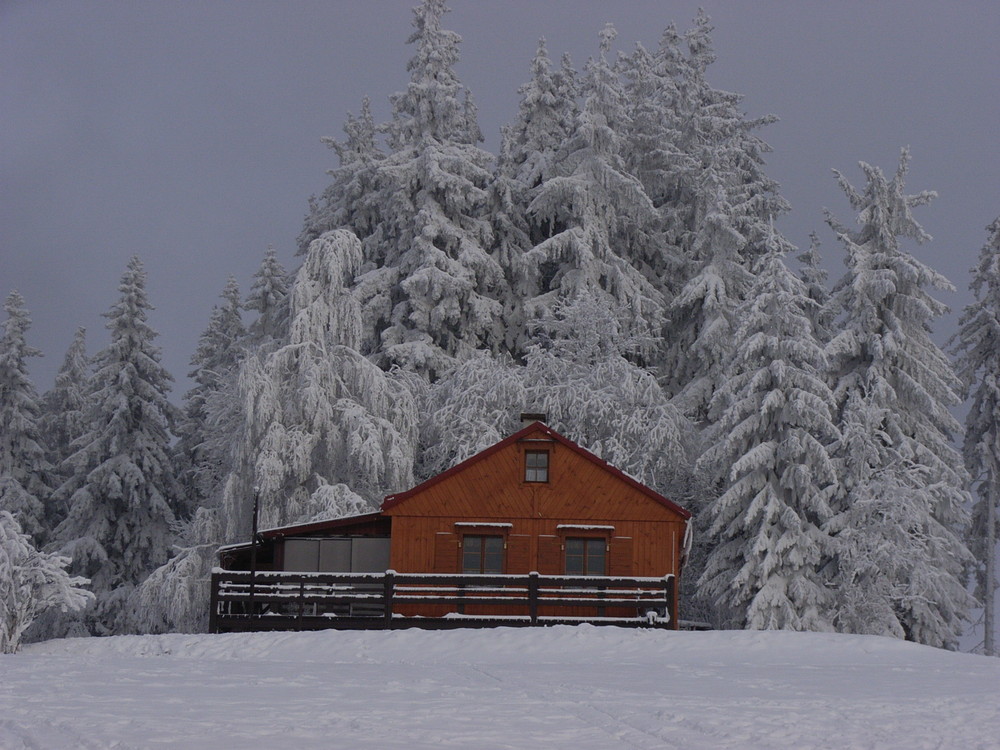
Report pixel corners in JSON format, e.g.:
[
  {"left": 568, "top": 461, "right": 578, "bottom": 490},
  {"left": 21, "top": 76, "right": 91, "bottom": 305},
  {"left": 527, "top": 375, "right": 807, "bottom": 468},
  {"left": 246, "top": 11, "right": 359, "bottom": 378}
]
[
  {"left": 462, "top": 535, "right": 504, "bottom": 573},
  {"left": 564, "top": 538, "right": 606, "bottom": 576},
  {"left": 524, "top": 450, "right": 549, "bottom": 483}
]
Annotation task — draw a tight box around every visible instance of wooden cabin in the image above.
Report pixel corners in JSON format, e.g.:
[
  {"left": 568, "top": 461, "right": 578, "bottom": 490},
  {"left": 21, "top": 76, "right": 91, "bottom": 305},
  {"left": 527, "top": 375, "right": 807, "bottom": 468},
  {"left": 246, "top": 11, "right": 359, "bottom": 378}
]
[{"left": 213, "top": 420, "right": 692, "bottom": 631}]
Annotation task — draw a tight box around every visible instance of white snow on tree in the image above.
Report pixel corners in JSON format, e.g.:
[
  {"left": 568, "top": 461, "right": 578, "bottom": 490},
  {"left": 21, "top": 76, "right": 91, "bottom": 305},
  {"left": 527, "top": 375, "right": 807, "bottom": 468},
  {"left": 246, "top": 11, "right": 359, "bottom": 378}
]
[
  {"left": 0, "top": 291, "right": 51, "bottom": 544},
  {"left": 797, "top": 232, "right": 834, "bottom": 346},
  {"left": 245, "top": 247, "right": 290, "bottom": 345},
  {"left": 174, "top": 277, "right": 247, "bottom": 520},
  {"left": 299, "top": 98, "right": 385, "bottom": 260},
  {"left": 419, "top": 297, "right": 694, "bottom": 517},
  {"left": 357, "top": 0, "right": 505, "bottom": 378},
  {"left": 220, "top": 229, "right": 417, "bottom": 542},
  {"left": 666, "top": 184, "right": 756, "bottom": 422},
  {"left": 418, "top": 352, "right": 527, "bottom": 480},
  {"left": 659, "top": 12, "right": 787, "bottom": 418},
  {"left": 51, "top": 257, "right": 179, "bottom": 635},
  {"left": 492, "top": 39, "right": 578, "bottom": 356},
  {"left": 954, "top": 216, "right": 1000, "bottom": 656},
  {"left": 0, "top": 509, "right": 92, "bottom": 653},
  {"left": 524, "top": 26, "right": 663, "bottom": 359},
  {"left": 697, "top": 244, "right": 840, "bottom": 631},
  {"left": 827, "top": 385, "right": 973, "bottom": 645},
  {"left": 825, "top": 150, "right": 973, "bottom": 648},
  {"left": 39, "top": 327, "right": 91, "bottom": 523},
  {"left": 523, "top": 295, "right": 696, "bottom": 499},
  {"left": 618, "top": 26, "right": 690, "bottom": 301}
]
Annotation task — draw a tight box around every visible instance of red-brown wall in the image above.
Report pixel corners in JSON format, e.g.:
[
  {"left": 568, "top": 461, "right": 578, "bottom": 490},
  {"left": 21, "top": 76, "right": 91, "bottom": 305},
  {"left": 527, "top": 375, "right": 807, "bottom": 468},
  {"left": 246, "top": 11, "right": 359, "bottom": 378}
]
[{"left": 383, "top": 426, "right": 687, "bottom": 622}]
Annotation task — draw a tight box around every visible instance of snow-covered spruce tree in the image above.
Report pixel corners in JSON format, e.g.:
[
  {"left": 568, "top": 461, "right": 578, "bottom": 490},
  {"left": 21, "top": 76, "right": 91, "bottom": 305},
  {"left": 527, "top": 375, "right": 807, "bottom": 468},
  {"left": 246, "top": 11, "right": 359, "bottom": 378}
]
[
  {"left": 125, "top": 275, "right": 264, "bottom": 634},
  {"left": 0, "top": 291, "right": 51, "bottom": 544},
  {"left": 524, "top": 26, "right": 663, "bottom": 361},
  {"left": 797, "top": 233, "right": 834, "bottom": 346},
  {"left": 418, "top": 351, "right": 527, "bottom": 480},
  {"left": 221, "top": 229, "right": 417, "bottom": 541},
  {"left": 697, "top": 245, "right": 840, "bottom": 631},
  {"left": 360, "top": 0, "right": 504, "bottom": 378},
  {"left": 39, "top": 328, "right": 90, "bottom": 516},
  {"left": 826, "top": 388, "right": 913, "bottom": 638},
  {"left": 420, "top": 295, "right": 696, "bottom": 509},
  {"left": 491, "top": 38, "right": 577, "bottom": 357},
  {"left": 618, "top": 27, "right": 690, "bottom": 301},
  {"left": 523, "top": 295, "right": 696, "bottom": 499},
  {"left": 660, "top": 12, "right": 787, "bottom": 417},
  {"left": 666, "top": 178, "right": 760, "bottom": 425},
  {"left": 245, "top": 247, "right": 290, "bottom": 346},
  {"left": 173, "top": 277, "right": 247, "bottom": 520},
  {"left": 825, "top": 151, "right": 973, "bottom": 647},
  {"left": 299, "top": 97, "right": 385, "bottom": 258},
  {"left": 51, "top": 256, "right": 179, "bottom": 635},
  {"left": 954, "top": 217, "right": 1000, "bottom": 657},
  {"left": 0, "top": 510, "right": 92, "bottom": 653}
]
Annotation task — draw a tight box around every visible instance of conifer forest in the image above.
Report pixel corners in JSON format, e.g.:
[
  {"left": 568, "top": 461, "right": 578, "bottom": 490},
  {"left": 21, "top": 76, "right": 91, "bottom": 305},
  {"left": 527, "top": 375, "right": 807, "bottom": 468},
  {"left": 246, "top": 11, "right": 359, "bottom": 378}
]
[{"left": 2, "top": 1, "right": 997, "bottom": 657}]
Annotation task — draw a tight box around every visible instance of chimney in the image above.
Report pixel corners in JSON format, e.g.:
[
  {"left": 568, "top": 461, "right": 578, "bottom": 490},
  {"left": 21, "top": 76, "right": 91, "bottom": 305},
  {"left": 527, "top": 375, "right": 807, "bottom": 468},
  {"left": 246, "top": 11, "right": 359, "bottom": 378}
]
[{"left": 520, "top": 412, "right": 546, "bottom": 428}]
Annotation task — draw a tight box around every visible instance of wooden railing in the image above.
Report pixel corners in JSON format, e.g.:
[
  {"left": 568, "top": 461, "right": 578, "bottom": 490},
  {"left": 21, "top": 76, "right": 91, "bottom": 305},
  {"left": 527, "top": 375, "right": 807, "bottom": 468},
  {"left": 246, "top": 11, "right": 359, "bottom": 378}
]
[{"left": 209, "top": 570, "right": 676, "bottom": 633}]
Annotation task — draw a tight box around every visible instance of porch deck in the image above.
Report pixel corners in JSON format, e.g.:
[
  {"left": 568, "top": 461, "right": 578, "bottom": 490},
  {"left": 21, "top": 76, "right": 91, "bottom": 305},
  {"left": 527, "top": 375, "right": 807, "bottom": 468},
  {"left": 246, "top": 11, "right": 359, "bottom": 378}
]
[{"left": 209, "top": 570, "right": 677, "bottom": 633}]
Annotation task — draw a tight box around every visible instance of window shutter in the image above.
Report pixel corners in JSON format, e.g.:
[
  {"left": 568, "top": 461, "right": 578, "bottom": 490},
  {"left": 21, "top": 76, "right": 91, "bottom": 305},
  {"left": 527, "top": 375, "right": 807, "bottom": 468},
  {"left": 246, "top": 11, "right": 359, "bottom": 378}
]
[
  {"left": 537, "top": 535, "right": 562, "bottom": 574},
  {"left": 506, "top": 535, "right": 531, "bottom": 574},
  {"left": 433, "top": 532, "right": 458, "bottom": 573},
  {"left": 608, "top": 536, "right": 634, "bottom": 576}
]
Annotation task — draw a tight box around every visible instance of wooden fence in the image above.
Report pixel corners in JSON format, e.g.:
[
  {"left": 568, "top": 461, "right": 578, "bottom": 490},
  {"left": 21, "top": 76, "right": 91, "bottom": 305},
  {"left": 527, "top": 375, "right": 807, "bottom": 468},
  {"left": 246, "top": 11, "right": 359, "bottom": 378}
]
[{"left": 209, "top": 570, "right": 676, "bottom": 633}]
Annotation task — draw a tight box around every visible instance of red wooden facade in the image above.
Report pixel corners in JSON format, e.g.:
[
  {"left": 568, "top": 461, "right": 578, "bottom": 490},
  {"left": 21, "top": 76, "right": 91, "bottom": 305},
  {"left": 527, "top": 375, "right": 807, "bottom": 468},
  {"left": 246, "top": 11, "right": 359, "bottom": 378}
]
[{"left": 218, "top": 421, "right": 691, "bottom": 627}]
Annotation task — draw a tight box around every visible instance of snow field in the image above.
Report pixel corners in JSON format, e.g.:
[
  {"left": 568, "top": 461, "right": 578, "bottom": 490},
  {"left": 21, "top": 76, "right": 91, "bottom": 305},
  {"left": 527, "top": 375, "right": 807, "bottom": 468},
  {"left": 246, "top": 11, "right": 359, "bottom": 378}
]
[{"left": 2, "top": 627, "right": 998, "bottom": 749}]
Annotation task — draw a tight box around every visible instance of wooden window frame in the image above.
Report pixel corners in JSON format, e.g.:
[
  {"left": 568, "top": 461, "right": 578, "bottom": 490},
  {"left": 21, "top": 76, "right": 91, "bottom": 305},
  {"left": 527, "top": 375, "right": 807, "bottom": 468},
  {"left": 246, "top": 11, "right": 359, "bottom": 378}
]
[
  {"left": 563, "top": 536, "right": 608, "bottom": 576},
  {"left": 524, "top": 449, "right": 550, "bottom": 483},
  {"left": 459, "top": 534, "right": 505, "bottom": 574}
]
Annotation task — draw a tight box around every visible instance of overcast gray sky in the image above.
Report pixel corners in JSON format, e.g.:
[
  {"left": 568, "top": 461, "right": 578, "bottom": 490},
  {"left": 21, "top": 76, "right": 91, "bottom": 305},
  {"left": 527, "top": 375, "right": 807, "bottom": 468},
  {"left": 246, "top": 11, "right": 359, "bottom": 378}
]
[{"left": 2, "top": 1, "right": 998, "bottom": 396}]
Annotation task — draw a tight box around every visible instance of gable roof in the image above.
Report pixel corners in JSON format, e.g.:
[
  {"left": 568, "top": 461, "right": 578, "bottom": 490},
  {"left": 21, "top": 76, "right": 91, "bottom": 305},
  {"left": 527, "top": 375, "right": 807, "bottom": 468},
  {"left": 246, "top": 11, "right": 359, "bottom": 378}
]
[{"left": 381, "top": 422, "right": 691, "bottom": 519}]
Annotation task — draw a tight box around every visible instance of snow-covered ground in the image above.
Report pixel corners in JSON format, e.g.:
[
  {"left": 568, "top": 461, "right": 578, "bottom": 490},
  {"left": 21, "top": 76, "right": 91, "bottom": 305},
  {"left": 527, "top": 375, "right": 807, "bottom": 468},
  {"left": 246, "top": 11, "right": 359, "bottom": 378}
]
[{"left": 2, "top": 627, "right": 998, "bottom": 749}]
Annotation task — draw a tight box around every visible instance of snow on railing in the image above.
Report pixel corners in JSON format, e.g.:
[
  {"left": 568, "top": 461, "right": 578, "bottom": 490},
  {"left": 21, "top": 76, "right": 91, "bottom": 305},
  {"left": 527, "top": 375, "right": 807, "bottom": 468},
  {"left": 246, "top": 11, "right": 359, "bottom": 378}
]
[{"left": 209, "top": 570, "right": 675, "bottom": 633}]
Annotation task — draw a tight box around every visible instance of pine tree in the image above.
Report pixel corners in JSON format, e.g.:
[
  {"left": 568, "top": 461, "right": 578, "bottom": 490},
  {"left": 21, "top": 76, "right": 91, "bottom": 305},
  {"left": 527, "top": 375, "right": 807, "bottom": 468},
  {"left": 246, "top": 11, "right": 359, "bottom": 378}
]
[
  {"left": 491, "top": 38, "right": 577, "bottom": 357},
  {"left": 523, "top": 295, "right": 695, "bottom": 498},
  {"left": 619, "top": 27, "right": 689, "bottom": 300},
  {"left": 660, "top": 12, "right": 787, "bottom": 419},
  {"left": 174, "top": 277, "right": 247, "bottom": 519},
  {"left": 221, "top": 230, "right": 417, "bottom": 540},
  {"left": 0, "top": 510, "right": 92, "bottom": 653},
  {"left": 524, "top": 26, "right": 663, "bottom": 358},
  {"left": 698, "top": 245, "right": 840, "bottom": 631},
  {"left": 418, "top": 352, "right": 527, "bottom": 479},
  {"left": 0, "top": 291, "right": 51, "bottom": 544},
  {"left": 39, "top": 328, "right": 91, "bottom": 511},
  {"left": 298, "top": 97, "right": 385, "bottom": 257},
  {"left": 362, "top": 0, "right": 505, "bottom": 377},
  {"left": 52, "top": 257, "right": 179, "bottom": 634},
  {"left": 665, "top": 183, "right": 756, "bottom": 421},
  {"left": 421, "top": 296, "right": 696, "bottom": 506},
  {"left": 245, "top": 247, "right": 290, "bottom": 345},
  {"left": 825, "top": 150, "right": 973, "bottom": 647},
  {"left": 826, "top": 387, "right": 916, "bottom": 639},
  {"left": 954, "top": 217, "right": 1000, "bottom": 656},
  {"left": 797, "top": 232, "right": 833, "bottom": 345}
]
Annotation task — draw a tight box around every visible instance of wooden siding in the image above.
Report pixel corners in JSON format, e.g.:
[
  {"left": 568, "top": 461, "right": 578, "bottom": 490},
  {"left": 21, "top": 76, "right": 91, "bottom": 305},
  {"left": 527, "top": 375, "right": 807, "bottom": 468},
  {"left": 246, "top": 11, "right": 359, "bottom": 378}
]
[
  {"left": 385, "top": 437, "right": 686, "bottom": 524},
  {"left": 382, "top": 425, "right": 686, "bottom": 625},
  {"left": 390, "top": 518, "right": 684, "bottom": 578}
]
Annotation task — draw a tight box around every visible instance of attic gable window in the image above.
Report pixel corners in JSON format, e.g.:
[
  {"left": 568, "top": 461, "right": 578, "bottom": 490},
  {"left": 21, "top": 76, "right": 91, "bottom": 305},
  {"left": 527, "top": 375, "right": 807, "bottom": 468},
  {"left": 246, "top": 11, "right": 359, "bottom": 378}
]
[{"left": 524, "top": 450, "right": 549, "bottom": 483}]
